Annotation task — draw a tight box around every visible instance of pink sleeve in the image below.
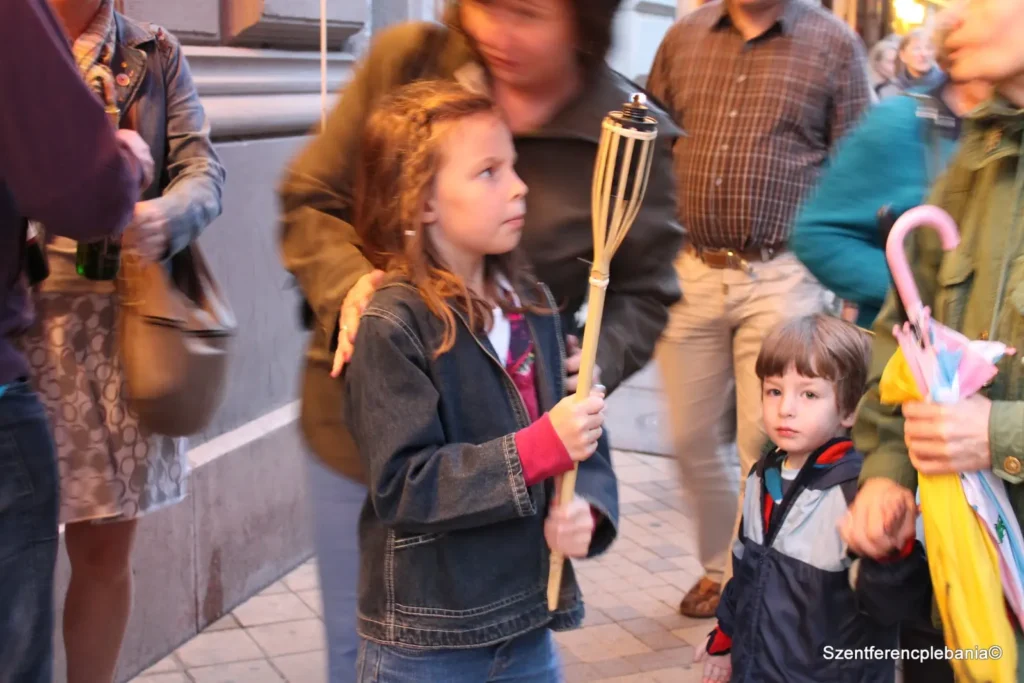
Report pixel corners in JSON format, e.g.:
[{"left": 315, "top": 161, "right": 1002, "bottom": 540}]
[{"left": 514, "top": 413, "right": 574, "bottom": 487}]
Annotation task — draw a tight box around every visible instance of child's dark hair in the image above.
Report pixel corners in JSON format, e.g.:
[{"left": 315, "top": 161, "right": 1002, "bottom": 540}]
[
  {"left": 755, "top": 314, "right": 873, "bottom": 416},
  {"left": 353, "top": 80, "right": 544, "bottom": 357}
]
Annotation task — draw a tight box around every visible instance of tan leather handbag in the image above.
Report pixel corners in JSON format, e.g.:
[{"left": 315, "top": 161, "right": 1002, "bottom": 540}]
[{"left": 118, "top": 245, "right": 235, "bottom": 436}]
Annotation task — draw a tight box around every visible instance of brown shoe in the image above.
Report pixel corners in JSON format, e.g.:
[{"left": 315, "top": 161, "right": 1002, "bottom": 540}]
[{"left": 679, "top": 576, "right": 722, "bottom": 618}]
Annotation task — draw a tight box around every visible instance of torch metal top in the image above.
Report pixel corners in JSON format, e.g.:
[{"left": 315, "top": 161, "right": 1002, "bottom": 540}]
[{"left": 609, "top": 93, "right": 657, "bottom": 133}]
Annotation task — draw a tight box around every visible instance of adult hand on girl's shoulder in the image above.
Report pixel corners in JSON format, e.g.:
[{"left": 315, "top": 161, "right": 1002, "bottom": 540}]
[
  {"left": 565, "top": 335, "right": 602, "bottom": 394},
  {"left": 332, "top": 269, "right": 386, "bottom": 377},
  {"left": 123, "top": 200, "right": 169, "bottom": 263},
  {"left": 549, "top": 390, "right": 605, "bottom": 463},
  {"left": 693, "top": 649, "right": 731, "bottom": 683},
  {"left": 544, "top": 489, "right": 595, "bottom": 559}
]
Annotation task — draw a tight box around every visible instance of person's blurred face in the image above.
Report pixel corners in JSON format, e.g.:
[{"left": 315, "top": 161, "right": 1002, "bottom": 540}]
[
  {"left": 876, "top": 46, "right": 898, "bottom": 80},
  {"left": 900, "top": 35, "right": 934, "bottom": 76},
  {"left": 941, "top": 0, "right": 1024, "bottom": 86},
  {"left": 460, "top": 0, "right": 577, "bottom": 90},
  {"left": 730, "top": 0, "right": 785, "bottom": 11}
]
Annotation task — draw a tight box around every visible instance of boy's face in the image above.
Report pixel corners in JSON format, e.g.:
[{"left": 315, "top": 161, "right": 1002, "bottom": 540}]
[
  {"left": 762, "top": 365, "right": 856, "bottom": 461},
  {"left": 940, "top": 0, "right": 1024, "bottom": 86}
]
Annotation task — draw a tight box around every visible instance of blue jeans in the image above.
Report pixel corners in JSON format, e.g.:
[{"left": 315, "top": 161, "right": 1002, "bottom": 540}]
[
  {"left": 307, "top": 454, "right": 366, "bottom": 683},
  {"left": 356, "top": 628, "right": 562, "bottom": 682},
  {"left": 0, "top": 382, "right": 59, "bottom": 683}
]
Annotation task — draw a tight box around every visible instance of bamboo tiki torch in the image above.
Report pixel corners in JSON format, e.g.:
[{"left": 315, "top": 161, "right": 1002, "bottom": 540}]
[{"left": 547, "top": 94, "right": 659, "bottom": 611}]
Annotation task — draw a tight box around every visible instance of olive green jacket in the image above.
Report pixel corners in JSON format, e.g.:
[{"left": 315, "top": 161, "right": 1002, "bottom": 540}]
[
  {"left": 854, "top": 97, "right": 1024, "bottom": 525},
  {"left": 278, "top": 22, "right": 684, "bottom": 480}
]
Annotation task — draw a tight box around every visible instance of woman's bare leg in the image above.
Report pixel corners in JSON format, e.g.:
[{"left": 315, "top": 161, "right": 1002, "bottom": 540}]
[{"left": 63, "top": 518, "right": 139, "bottom": 683}]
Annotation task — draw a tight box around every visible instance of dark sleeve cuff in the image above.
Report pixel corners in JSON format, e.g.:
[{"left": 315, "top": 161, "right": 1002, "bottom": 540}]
[
  {"left": 706, "top": 626, "right": 733, "bottom": 655},
  {"left": 515, "top": 414, "right": 573, "bottom": 487}
]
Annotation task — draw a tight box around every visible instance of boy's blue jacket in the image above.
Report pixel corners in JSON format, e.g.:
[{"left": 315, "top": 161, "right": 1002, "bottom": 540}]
[
  {"left": 792, "top": 85, "right": 959, "bottom": 328},
  {"left": 712, "top": 438, "right": 897, "bottom": 682}
]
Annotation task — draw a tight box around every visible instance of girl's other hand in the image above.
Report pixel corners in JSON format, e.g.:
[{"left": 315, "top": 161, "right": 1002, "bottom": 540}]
[{"left": 544, "top": 487, "right": 594, "bottom": 559}]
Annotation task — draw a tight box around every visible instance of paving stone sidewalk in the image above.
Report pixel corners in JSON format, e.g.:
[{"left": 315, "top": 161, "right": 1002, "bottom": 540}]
[{"left": 131, "top": 451, "right": 712, "bottom": 683}]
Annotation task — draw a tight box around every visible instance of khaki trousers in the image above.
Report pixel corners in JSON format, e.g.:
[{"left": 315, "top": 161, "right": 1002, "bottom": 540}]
[{"left": 656, "top": 249, "right": 829, "bottom": 584}]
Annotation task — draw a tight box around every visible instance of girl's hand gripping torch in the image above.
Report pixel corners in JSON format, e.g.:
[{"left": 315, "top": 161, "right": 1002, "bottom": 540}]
[{"left": 547, "top": 94, "right": 659, "bottom": 610}]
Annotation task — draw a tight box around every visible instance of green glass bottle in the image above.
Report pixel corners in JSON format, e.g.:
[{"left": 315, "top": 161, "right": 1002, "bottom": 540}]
[{"left": 77, "top": 105, "right": 124, "bottom": 281}]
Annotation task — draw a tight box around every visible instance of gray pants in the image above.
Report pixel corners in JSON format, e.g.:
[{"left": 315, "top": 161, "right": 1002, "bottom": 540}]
[{"left": 307, "top": 453, "right": 366, "bottom": 683}]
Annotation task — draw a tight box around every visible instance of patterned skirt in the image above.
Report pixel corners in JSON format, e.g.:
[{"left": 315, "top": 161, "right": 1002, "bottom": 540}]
[{"left": 20, "top": 292, "right": 188, "bottom": 524}]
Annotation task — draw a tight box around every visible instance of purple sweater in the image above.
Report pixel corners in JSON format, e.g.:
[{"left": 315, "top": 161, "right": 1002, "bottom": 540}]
[{"left": 0, "top": 0, "right": 142, "bottom": 385}]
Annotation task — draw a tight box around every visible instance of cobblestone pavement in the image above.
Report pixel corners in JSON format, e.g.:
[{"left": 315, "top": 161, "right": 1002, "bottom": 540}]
[{"left": 131, "top": 451, "right": 712, "bottom": 683}]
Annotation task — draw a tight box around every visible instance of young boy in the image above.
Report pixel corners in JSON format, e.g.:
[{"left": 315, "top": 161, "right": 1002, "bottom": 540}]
[{"left": 695, "top": 314, "right": 898, "bottom": 683}]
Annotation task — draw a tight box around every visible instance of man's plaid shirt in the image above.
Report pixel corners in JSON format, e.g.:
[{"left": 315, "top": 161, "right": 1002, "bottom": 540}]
[{"left": 647, "top": 0, "right": 871, "bottom": 251}]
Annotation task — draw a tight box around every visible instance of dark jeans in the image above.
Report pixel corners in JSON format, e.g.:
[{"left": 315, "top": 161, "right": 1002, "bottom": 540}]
[
  {"left": 900, "top": 621, "right": 954, "bottom": 683},
  {"left": 356, "top": 628, "right": 561, "bottom": 682},
  {"left": 0, "top": 381, "right": 58, "bottom": 683}
]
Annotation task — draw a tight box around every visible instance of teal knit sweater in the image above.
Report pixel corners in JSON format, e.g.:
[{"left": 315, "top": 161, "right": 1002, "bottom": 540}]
[{"left": 791, "top": 94, "right": 959, "bottom": 328}]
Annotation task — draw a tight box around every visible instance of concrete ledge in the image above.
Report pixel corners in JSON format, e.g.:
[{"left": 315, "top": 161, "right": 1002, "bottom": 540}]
[
  {"left": 183, "top": 47, "right": 353, "bottom": 139},
  {"left": 50, "top": 409, "right": 314, "bottom": 683}
]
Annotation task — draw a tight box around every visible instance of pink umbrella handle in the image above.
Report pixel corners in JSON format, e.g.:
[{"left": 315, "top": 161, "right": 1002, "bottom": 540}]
[{"left": 885, "top": 205, "right": 961, "bottom": 323}]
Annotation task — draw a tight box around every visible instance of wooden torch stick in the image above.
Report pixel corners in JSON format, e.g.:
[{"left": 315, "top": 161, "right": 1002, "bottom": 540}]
[
  {"left": 546, "top": 272, "right": 608, "bottom": 610},
  {"left": 547, "top": 96, "right": 657, "bottom": 610}
]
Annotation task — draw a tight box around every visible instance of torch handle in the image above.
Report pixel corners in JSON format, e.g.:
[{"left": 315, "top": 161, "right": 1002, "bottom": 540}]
[{"left": 547, "top": 274, "right": 609, "bottom": 611}]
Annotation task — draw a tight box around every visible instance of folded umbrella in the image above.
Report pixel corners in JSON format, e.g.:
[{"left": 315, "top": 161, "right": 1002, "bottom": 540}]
[{"left": 882, "top": 205, "right": 1018, "bottom": 682}]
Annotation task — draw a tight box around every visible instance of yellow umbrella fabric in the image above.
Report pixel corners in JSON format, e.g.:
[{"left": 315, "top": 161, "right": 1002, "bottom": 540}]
[
  {"left": 880, "top": 351, "right": 1016, "bottom": 682},
  {"left": 880, "top": 347, "right": 925, "bottom": 405}
]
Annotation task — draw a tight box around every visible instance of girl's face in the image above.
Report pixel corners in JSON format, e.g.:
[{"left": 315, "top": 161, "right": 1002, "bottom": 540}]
[
  {"left": 900, "top": 35, "right": 934, "bottom": 77},
  {"left": 942, "top": 0, "right": 1024, "bottom": 86},
  {"left": 424, "top": 113, "right": 528, "bottom": 276},
  {"left": 460, "top": 0, "right": 578, "bottom": 91}
]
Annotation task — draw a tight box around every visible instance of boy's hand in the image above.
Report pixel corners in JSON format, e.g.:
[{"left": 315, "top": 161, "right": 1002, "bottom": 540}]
[
  {"left": 841, "top": 478, "right": 917, "bottom": 559},
  {"left": 549, "top": 390, "right": 605, "bottom": 463},
  {"left": 881, "top": 490, "right": 917, "bottom": 540},
  {"left": 694, "top": 648, "right": 732, "bottom": 683},
  {"left": 545, "top": 483, "right": 595, "bottom": 559}
]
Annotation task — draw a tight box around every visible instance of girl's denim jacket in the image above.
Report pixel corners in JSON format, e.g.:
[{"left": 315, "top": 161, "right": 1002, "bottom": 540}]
[{"left": 344, "top": 281, "right": 619, "bottom": 648}]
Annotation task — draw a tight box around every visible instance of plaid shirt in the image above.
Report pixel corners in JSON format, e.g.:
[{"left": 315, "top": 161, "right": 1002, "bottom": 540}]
[{"left": 648, "top": 0, "right": 871, "bottom": 251}]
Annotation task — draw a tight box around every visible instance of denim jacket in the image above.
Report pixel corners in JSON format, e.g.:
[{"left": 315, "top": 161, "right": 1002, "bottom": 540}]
[
  {"left": 343, "top": 281, "right": 619, "bottom": 648},
  {"left": 113, "top": 14, "right": 225, "bottom": 258}
]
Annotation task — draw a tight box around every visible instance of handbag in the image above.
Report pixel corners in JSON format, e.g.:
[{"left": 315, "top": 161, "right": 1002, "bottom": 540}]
[{"left": 118, "top": 245, "right": 236, "bottom": 436}]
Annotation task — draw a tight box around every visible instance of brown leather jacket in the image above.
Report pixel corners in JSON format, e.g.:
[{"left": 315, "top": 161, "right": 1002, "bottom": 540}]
[{"left": 278, "top": 21, "right": 684, "bottom": 480}]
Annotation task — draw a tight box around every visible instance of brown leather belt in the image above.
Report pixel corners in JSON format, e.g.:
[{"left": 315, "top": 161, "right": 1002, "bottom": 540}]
[{"left": 685, "top": 243, "right": 785, "bottom": 271}]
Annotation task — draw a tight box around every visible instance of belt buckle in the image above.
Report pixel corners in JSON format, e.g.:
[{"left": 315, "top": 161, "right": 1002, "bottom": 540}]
[
  {"left": 725, "top": 249, "right": 753, "bottom": 274},
  {"left": 694, "top": 246, "right": 753, "bottom": 273}
]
